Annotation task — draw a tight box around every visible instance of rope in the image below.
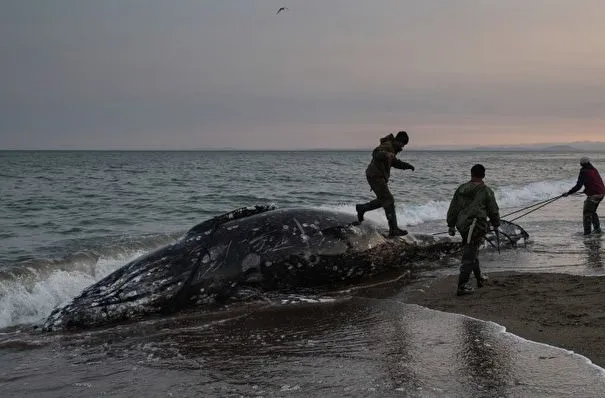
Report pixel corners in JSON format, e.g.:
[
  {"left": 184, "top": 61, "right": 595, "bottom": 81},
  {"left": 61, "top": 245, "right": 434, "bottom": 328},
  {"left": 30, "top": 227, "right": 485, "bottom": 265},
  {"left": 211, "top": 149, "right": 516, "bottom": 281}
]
[
  {"left": 432, "top": 193, "right": 566, "bottom": 236},
  {"left": 500, "top": 195, "right": 562, "bottom": 218},
  {"left": 507, "top": 195, "right": 563, "bottom": 222},
  {"left": 500, "top": 196, "right": 561, "bottom": 218}
]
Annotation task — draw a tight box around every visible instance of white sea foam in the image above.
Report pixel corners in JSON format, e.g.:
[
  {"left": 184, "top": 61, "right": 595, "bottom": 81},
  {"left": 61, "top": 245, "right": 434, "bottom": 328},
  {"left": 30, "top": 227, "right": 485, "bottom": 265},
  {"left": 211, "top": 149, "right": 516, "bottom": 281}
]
[
  {"left": 0, "top": 250, "right": 148, "bottom": 329},
  {"left": 322, "top": 178, "right": 576, "bottom": 227}
]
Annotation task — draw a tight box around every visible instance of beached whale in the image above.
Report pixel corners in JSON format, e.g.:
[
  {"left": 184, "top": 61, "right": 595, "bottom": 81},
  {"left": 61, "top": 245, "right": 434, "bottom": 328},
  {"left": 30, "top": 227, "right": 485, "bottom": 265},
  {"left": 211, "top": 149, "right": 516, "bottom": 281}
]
[{"left": 41, "top": 205, "right": 502, "bottom": 331}]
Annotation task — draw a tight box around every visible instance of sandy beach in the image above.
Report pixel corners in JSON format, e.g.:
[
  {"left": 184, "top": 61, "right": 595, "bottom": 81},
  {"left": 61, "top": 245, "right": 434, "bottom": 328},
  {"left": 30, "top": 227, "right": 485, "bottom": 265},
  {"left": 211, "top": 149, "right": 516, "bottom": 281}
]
[{"left": 402, "top": 271, "right": 605, "bottom": 369}]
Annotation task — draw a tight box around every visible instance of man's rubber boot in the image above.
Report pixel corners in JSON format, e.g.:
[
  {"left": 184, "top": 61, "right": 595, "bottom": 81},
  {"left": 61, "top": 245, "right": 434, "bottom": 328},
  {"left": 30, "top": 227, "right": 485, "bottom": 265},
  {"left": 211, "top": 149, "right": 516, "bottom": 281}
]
[
  {"left": 355, "top": 204, "right": 365, "bottom": 224},
  {"left": 592, "top": 213, "right": 601, "bottom": 234},
  {"left": 457, "top": 284, "right": 475, "bottom": 296},
  {"left": 457, "top": 271, "right": 474, "bottom": 296},
  {"left": 583, "top": 214, "right": 592, "bottom": 235},
  {"left": 472, "top": 259, "right": 487, "bottom": 287},
  {"left": 354, "top": 201, "right": 382, "bottom": 225},
  {"left": 385, "top": 205, "right": 407, "bottom": 237}
]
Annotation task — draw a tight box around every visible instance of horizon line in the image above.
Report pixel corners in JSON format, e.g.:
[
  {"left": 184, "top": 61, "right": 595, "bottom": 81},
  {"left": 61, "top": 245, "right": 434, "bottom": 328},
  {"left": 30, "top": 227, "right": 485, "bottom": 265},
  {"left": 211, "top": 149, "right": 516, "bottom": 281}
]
[
  {"left": 1, "top": 147, "right": 604, "bottom": 152},
  {"left": 2, "top": 140, "right": 605, "bottom": 152}
]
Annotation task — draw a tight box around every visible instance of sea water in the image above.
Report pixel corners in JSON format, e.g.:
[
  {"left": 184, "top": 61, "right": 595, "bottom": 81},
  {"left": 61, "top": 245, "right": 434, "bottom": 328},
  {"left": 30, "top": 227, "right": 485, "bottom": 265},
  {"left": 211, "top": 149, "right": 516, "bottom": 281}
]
[{"left": 1, "top": 150, "right": 604, "bottom": 397}]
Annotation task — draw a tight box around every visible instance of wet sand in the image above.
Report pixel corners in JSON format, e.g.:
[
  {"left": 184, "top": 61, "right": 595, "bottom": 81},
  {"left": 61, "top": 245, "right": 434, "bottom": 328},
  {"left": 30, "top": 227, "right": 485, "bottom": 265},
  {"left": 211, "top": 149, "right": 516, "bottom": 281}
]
[{"left": 403, "top": 272, "right": 605, "bottom": 369}]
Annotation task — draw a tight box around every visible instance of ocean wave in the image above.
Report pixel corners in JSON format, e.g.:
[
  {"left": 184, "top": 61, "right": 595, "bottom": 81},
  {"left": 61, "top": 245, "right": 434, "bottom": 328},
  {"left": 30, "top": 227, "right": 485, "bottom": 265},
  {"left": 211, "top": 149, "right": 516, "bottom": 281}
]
[
  {"left": 320, "top": 177, "right": 576, "bottom": 227},
  {"left": 0, "top": 247, "right": 164, "bottom": 329}
]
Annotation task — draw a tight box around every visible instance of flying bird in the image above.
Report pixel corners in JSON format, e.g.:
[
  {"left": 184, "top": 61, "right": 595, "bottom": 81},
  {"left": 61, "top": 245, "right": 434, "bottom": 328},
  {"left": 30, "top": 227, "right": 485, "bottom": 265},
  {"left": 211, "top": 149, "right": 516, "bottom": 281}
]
[{"left": 276, "top": 7, "right": 288, "bottom": 15}]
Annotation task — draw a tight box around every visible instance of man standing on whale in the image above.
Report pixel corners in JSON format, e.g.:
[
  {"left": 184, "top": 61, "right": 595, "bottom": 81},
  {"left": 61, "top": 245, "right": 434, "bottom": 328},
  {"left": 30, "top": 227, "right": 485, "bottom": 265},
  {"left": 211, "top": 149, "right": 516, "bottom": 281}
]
[{"left": 355, "top": 131, "right": 415, "bottom": 237}]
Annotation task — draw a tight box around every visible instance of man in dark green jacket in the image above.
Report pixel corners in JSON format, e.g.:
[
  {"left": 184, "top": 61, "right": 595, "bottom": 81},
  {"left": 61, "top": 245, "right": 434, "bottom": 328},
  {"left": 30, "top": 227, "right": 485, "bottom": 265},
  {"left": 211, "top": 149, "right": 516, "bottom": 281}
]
[
  {"left": 355, "top": 131, "right": 415, "bottom": 237},
  {"left": 447, "top": 164, "right": 500, "bottom": 296}
]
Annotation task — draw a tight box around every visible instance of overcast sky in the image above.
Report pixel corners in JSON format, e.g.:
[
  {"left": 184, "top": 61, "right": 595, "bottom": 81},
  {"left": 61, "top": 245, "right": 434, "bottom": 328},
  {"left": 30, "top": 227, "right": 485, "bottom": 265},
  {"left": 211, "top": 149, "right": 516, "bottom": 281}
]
[{"left": 2, "top": 0, "right": 605, "bottom": 149}]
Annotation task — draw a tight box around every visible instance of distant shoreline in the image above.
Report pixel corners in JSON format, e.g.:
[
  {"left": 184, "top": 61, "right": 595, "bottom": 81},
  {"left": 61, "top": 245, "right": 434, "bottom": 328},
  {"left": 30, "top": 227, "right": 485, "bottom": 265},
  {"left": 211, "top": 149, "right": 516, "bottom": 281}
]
[
  {"left": 2, "top": 141, "right": 605, "bottom": 152},
  {"left": 1, "top": 148, "right": 604, "bottom": 153}
]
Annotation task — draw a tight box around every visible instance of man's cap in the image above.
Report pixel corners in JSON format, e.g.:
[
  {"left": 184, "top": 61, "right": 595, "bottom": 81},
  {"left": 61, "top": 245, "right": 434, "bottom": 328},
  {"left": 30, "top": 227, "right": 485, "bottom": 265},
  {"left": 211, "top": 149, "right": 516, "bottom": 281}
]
[
  {"left": 580, "top": 156, "right": 591, "bottom": 165},
  {"left": 394, "top": 131, "right": 409, "bottom": 146},
  {"left": 471, "top": 164, "right": 486, "bottom": 178}
]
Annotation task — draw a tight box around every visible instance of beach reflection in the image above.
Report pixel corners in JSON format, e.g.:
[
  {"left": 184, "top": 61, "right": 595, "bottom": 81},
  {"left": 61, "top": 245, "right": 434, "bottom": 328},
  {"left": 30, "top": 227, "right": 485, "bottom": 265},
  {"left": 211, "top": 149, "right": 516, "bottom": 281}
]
[
  {"left": 456, "top": 317, "right": 513, "bottom": 395},
  {"left": 374, "top": 301, "right": 419, "bottom": 392},
  {"left": 583, "top": 237, "right": 603, "bottom": 268}
]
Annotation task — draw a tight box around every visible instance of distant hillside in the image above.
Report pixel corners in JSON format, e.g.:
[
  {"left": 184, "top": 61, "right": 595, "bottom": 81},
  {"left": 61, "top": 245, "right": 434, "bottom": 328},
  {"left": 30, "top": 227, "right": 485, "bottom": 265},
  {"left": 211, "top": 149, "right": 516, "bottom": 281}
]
[
  {"left": 567, "top": 141, "right": 605, "bottom": 152},
  {"left": 541, "top": 145, "right": 585, "bottom": 152},
  {"left": 483, "top": 142, "right": 603, "bottom": 152},
  {"left": 422, "top": 141, "right": 605, "bottom": 152}
]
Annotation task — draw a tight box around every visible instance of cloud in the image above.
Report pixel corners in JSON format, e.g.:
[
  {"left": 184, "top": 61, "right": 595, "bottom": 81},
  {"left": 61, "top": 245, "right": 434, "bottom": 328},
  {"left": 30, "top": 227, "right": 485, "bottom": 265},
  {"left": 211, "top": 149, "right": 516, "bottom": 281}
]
[{"left": 1, "top": 1, "right": 605, "bottom": 149}]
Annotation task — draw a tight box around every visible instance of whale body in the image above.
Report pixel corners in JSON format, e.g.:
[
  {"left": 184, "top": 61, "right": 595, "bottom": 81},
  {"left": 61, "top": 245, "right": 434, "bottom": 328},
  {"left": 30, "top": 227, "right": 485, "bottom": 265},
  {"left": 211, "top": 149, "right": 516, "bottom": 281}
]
[{"left": 41, "top": 205, "right": 463, "bottom": 331}]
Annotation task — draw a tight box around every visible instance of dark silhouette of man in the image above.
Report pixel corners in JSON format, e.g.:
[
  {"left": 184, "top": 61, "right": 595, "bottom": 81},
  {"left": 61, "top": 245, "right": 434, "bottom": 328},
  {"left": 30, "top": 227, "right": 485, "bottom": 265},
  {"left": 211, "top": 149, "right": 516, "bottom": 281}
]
[
  {"left": 563, "top": 157, "right": 604, "bottom": 235},
  {"left": 355, "top": 131, "right": 414, "bottom": 237},
  {"left": 447, "top": 164, "right": 500, "bottom": 296}
]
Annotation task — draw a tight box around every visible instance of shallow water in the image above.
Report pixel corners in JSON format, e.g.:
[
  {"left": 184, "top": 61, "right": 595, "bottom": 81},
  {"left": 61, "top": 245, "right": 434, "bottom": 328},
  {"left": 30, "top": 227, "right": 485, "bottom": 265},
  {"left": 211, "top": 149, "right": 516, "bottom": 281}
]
[
  {"left": 2, "top": 293, "right": 605, "bottom": 397},
  {"left": 1, "top": 150, "right": 605, "bottom": 396}
]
